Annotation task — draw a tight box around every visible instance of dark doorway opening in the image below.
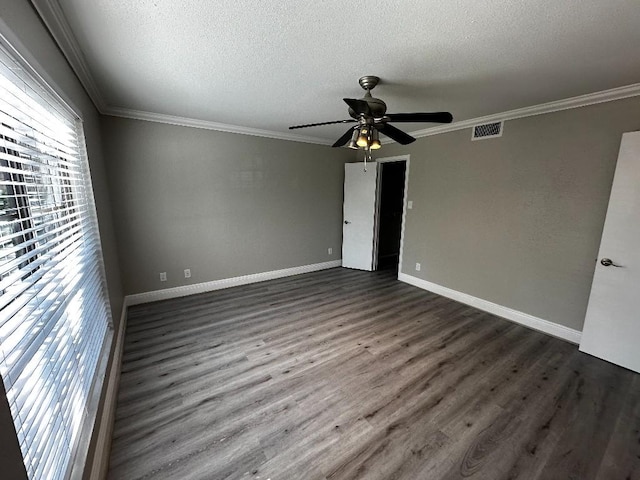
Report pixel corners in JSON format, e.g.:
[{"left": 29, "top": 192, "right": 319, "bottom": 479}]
[{"left": 376, "top": 161, "right": 406, "bottom": 272}]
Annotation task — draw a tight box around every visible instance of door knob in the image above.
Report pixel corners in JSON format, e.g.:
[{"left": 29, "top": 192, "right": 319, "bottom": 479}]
[
  {"left": 344, "top": 220, "right": 351, "bottom": 224},
  {"left": 600, "top": 258, "right": 622, "bottom": 267}
]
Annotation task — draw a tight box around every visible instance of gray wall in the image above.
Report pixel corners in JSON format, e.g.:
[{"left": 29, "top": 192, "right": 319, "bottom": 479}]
[
  {"left": 383, "top": 97, "right": 640, "bottom": 331},
  {"left": 0, "top": 1, "right": 123, "bottom": 478},
  {"left": 101, "top": 116, "right": 353, "bottom": 295}
]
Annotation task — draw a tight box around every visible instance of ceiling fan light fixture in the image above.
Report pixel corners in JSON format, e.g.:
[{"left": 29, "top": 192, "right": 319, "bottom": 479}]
[
  {"left": 370, "top": 128, "right": 381, "bottom": 149},
  {"left": 356, "top": 126, "right": 369, "bottom": 147},
  {"left": 347, "top": 127, "right": 360, "bottom": 149}
]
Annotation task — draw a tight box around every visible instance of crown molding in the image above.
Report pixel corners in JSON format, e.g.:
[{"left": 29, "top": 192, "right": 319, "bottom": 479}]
[
  {"left": 103, "top": 106, "right": 332, "bottom": 145},
  {"left": 107, "top": 83, "right": 640, "bottom": 145},
  {"left": 30, "top": 0, "right": 107, "bottom": 112},
  {"left": 409, "top": 83, "right": 640, "bottom": 139}
]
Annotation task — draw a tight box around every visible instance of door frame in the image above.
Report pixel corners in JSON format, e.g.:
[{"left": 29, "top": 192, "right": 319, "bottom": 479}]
[{"left": 374, "top": 155, "right": 410, "bottom": 275}]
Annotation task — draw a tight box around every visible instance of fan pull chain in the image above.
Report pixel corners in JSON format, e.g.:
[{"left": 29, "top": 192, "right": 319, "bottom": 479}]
[{"left": 364, "top": 147, "right": 372, "bottom": 172}]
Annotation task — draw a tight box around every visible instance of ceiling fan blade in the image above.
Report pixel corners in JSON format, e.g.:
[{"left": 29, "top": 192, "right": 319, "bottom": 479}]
[
  {"left": 378, "top": 123, "right": 416, "bottom": 145},
  {"left": 343, "top": 98, "right": 371, "bottom": 116},
  {"left": 385, "top": 112, "right": 453, "bottom": 123},
  {"left": 332, "top": 126, "right": 356, "bottom": 147},
  {"left": 289, "top": 119, "right": 356, "bottom": 130}
]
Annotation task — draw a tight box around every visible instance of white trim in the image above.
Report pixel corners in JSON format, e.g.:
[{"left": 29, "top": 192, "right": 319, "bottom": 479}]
[
  {"left": 374, "top": 155, "right": 410, "bottom": 274},
  {"left": 398, "top": 273, "right": 582, "bottom": 344},
  {"left": 375, "top": 154, "right": 411, "bottom": 163},
  {"left": 109, "top": 82, "right": 640, "bottom": 145},
  {"left": 372, "top": 162, "right": 382, "bottom": 271},
  {"left": 30, "top": 0, "right": 107, "bottom": 112},
  {"left": 103, "top": 107, "right": 331, "bottom": 145},
  {"left": 409, "top": 83, "right": 640, "bottom": 139},
  {"left": 87, "top": 302, "right": 128, "bottom": 480},
  {"left": 127, "top": 260, "right": 342, "bottom": 306}
]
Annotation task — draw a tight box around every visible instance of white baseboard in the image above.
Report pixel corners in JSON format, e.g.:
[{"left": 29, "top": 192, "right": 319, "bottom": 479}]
[
  {"left": 398, "top": 273, "right": 582, "bottom": 344},
  {"left": 127, "top": 260, "right": 343, "bottom": 306},
  {"left": 88, "top": 301, "right": 128, "bottom": 480}
]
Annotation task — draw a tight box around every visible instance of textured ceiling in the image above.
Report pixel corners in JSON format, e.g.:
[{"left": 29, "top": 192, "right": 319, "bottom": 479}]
[{"left": 54, "top": 0, "right": 640, "bottom": 143}]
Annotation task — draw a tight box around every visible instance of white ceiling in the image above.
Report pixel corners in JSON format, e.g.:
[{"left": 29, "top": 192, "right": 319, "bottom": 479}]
[{"left": 44, "top": 0, "right": 640, "bottom": 143}]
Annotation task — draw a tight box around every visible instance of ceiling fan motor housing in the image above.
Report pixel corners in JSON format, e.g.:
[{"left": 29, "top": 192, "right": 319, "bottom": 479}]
[
  {"left": 348, "top": 93, "right": 387, "bottom": 119},
  {"left": 346, "top": 75, "right": 388, "bottom": 119}
]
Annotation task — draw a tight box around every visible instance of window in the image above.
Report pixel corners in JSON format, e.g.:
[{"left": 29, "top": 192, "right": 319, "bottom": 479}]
[{"left": 0, "top": 38, "right": 112, "bottom": 479}]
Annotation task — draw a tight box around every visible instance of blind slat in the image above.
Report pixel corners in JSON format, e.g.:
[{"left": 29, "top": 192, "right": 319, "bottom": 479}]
[
  {"left": 0, "top": 214, "right": 85, "bottom": 279},
  {"left": 0, "top": 225, "right": 85, "bottom": 303},
  {"left": 0, "top": 95, "right": 78, "bottom": 152},
  {"left": 0, "top": 241, "right": 88, "bottom": 353},
  {"left": 0, "top": 55, "right": 77, "bottom": 129},
  {"left": 0, "top": 84, "right": 77, "bottom": 140}
]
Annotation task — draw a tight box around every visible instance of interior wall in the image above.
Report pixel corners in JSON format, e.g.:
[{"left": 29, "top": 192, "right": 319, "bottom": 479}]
[
  {"left": 383, "top": 97, "right": 640, "bottom": 331},
  {"left": 101, "top": 116, "right": 353, "bottom": 295}
]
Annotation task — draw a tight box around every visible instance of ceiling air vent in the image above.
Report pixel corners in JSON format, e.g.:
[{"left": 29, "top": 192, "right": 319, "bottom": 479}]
[{"left": 472, "top": 121, "right": 503, "bottom": 141}]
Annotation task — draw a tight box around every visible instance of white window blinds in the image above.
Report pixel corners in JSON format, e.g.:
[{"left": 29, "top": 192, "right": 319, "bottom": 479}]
[{"left": 0, "top": 39, "right": 112, "bottom": 480}]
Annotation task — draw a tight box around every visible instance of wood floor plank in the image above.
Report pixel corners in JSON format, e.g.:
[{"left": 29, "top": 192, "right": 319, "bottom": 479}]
[
  {"left": 533, "top": 355, "right": 633, "bottom": 480},
  {"left": 596, "top": 375, "right": 640, "bottom": 480},
  {"left": 108, "top": 268, "right": 640, "bottom": 480}
]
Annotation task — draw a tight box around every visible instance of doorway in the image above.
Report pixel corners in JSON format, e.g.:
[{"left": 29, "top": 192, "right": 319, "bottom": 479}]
[
  {"left": 374, "top": 157, "right": 408, "bottom": 273},
  {"left": 341, "top": 155, "right": 409, "bottom": 274}
]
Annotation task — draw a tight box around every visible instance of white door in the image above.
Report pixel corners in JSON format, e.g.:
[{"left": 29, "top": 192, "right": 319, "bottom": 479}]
[
  {"left": 342, "top": 162, "right": 379, "bottom": 271},
  {"left": 580, "top": 131, "right": 640, "bottom": 373}
]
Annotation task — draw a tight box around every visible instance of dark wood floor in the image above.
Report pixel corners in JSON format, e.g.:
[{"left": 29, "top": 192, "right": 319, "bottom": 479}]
[{"left": 108, "top": 268, "right": 640, "bottom": 480}]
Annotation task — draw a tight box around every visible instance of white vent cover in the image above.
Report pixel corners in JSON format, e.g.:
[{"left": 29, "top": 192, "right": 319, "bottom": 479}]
[{"left": 472, "top": 121, "right": 503, "bottom": 140}]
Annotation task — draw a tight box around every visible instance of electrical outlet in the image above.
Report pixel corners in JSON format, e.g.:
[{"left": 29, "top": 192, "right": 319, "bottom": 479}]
[
  {"left": 328, "top": 247, "right": 333, "bottom": 255},
  {"left": 415, "top": 263, "right": 421, "bottom": 272},
  {"left": 160, "top": 272, "right": 167, "bottom": 282},
  {"left": 408, "top": 200, "right": 413, "bottom": 209},
  {"left": 184, "top": 268, "right": 191, "bottom": 278}
]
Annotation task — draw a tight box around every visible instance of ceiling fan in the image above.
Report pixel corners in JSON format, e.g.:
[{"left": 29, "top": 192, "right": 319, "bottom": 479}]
[{"left": 289, "top": 76, "right": 453, "bottom": 150}]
